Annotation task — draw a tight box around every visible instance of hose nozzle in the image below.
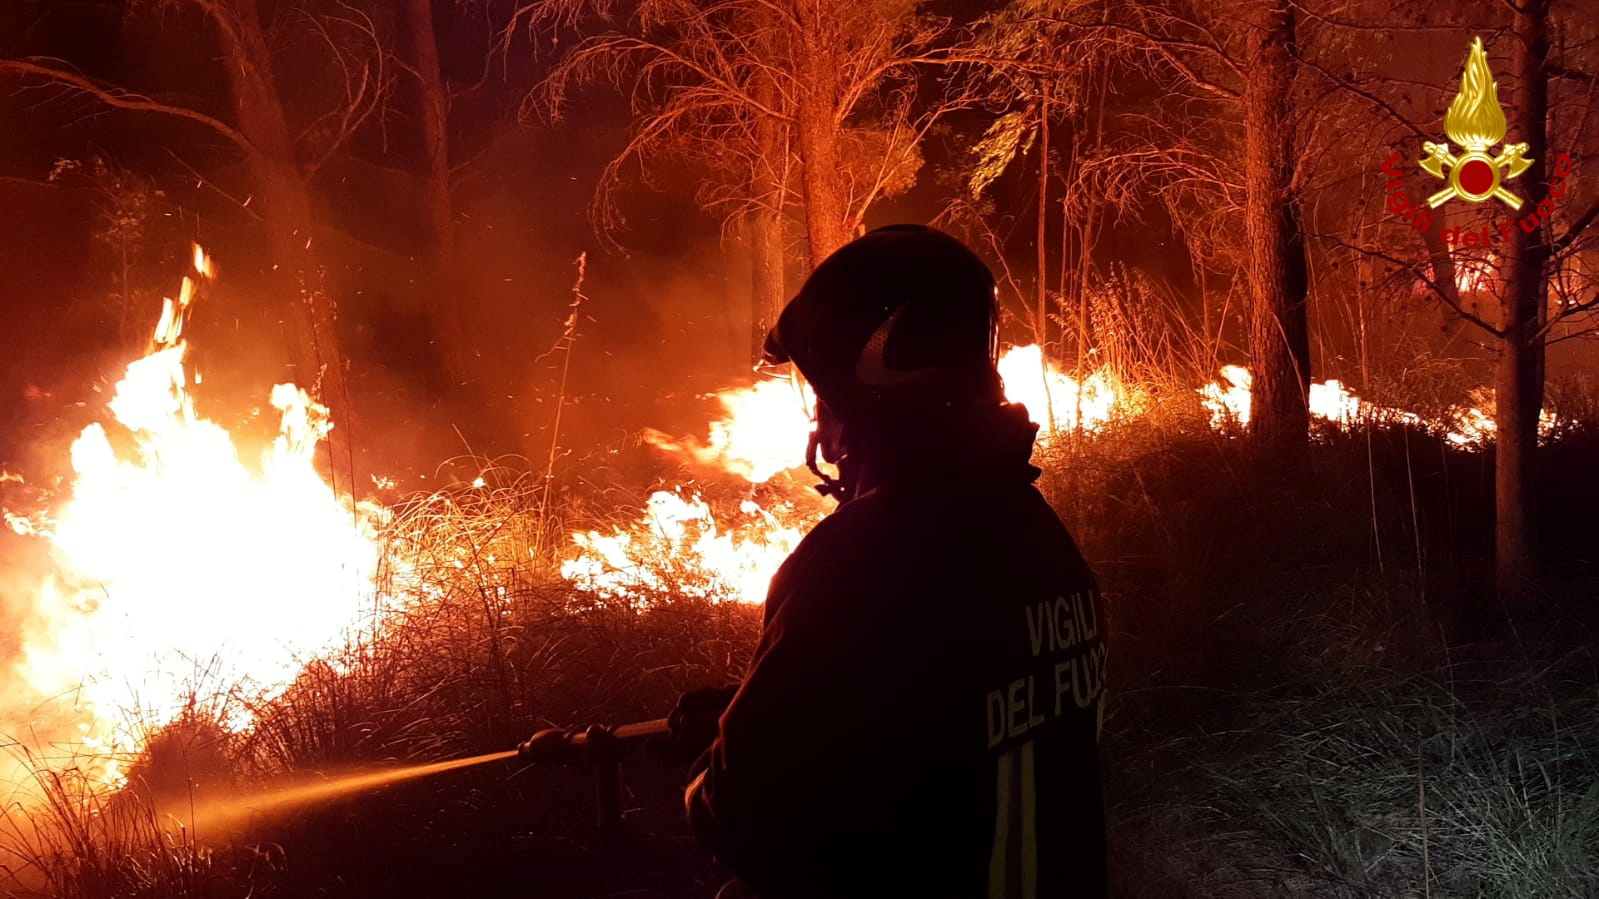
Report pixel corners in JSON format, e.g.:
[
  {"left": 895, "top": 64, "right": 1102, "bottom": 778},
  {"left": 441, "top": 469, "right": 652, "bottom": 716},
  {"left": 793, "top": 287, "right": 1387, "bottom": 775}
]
[
  {"left": 515, "top": 719, "right": 671, "bottom": 766},
  {"left": 517, "top": 727, "right": 580, "bottom": 765},
  {"left": 509, "top": 718, "right": 674, "bottom": 838}
]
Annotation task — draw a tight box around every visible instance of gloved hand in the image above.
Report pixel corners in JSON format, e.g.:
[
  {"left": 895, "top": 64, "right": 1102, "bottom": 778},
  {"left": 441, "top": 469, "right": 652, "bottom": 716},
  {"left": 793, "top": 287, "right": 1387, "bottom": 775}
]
[{"left": 649, "top": 684, "right": 739, "bottom": 764}]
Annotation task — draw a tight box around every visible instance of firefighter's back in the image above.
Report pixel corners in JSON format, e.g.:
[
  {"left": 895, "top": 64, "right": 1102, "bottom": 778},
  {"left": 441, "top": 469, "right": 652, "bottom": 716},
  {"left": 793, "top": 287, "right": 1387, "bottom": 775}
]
[{"left": 777, "top": 475, "right": 1106, "bottom": 898}]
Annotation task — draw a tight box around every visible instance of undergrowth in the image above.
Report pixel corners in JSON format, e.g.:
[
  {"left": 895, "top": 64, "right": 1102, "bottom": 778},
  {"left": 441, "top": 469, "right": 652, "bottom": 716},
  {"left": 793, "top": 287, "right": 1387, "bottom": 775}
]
[
  {"left": 1144, "top": 656, "right": 1599, "bottom": 898},
  {"left": 4, "top": 418, "right": 1598, "bottom": 898}
]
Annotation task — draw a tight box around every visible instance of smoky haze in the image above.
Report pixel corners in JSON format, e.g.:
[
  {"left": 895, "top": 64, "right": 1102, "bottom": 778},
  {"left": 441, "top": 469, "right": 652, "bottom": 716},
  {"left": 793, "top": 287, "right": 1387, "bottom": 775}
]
[
  {"left": 0, "top": 0, "right": 1595, "bottom": 528},
  {"left": 0, "top": 24, "right": 755, "bottom": 489}
]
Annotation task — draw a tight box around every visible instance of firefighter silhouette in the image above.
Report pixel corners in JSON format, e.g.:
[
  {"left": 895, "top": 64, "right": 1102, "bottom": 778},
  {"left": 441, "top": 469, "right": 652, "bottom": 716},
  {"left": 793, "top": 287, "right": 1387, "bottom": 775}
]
[{"left": 667, "top": 225, "right": 1108, "bottom": 898}]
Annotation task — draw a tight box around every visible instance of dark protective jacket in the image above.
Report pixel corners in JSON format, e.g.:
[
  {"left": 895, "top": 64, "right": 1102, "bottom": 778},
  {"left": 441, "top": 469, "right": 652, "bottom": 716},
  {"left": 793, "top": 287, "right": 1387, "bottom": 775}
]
[{"left": 686, "top": 403, "right": 1108, "bottom": 898}]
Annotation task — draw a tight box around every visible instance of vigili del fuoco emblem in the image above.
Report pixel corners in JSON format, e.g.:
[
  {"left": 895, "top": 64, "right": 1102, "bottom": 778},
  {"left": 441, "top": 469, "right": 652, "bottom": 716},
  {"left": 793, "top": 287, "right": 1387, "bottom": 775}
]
[{"left": 1420, "top": 36, "right": 1531, "bottom": 210}]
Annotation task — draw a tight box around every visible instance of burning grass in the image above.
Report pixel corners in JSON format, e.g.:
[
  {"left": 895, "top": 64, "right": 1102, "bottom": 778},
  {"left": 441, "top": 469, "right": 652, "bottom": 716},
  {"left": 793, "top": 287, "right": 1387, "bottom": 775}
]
[
  {"left": 3, "top": 418, "right": 1599, "bottom": 897},
  {"left": 0, "top": 248, "right": 390, "bottom": 794},
  {"left": 0, "top": 715, "right": 286, "bottom": 899},
  {"left": 0, "top": 466, "right": 765, "bottom": 897},
  {"left": 3, "top": 252, "right": 1598, "bottom": 896}
]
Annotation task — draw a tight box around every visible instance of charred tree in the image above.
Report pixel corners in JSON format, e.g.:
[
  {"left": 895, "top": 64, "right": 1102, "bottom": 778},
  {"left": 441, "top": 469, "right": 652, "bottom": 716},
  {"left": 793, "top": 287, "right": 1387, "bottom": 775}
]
[
  {"left": 400, "top": 0, "right": 465, "bottom": 384},
  {"left": 1241, "top": 0, "right": 1311, "bottom": 450},
  {"left": 1496, "top": 0, "right": 1552, "bottom": 596}
]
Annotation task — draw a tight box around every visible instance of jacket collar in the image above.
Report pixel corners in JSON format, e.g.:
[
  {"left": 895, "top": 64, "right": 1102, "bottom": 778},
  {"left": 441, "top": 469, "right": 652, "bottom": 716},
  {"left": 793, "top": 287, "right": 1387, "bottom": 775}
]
[{"left": 841, "top": 402, "right": 1042, "bottom": 500}]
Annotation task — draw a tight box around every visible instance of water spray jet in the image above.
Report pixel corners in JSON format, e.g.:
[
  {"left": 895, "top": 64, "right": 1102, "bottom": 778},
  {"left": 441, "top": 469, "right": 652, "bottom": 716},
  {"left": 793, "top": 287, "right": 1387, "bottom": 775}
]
[
  {"left": 177, "top": 749, "right": 519, "bottom": 834},
  {"left": 173, "top": 717, "right": 671, "bottom": 841}
]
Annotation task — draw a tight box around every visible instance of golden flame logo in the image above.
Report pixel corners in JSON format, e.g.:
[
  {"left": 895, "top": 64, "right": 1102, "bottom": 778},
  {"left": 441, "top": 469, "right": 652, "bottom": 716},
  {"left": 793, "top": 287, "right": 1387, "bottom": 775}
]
[
  {"left": 1419, "top": 37, "right": 1531, "bottom": 210},
  {"left": 1445, "top": 37, "right": 1507, "bottom": 151}
]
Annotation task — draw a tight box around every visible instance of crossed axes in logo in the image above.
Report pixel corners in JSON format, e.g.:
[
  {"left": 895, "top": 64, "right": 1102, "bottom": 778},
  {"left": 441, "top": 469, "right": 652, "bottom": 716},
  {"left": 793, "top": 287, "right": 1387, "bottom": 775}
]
[{"left": 1418, "top": 141, "right": 1532, "bottom": 209}]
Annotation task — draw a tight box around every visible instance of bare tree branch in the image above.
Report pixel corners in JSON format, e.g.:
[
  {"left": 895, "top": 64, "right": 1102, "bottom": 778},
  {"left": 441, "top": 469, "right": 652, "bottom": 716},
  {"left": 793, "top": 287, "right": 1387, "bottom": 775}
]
[
  {"left": 1291, "top": 52, "right": 1430, "bottom": 142},
  {"left": 0, "top": 58, "right": 254, "bottom": 154},
  {"left": 164, "top": 149, "right": 265, "bottom": 223},
  {"left": 1553, "top": 199, "right": 1599, "bottom": 255},
  {"left": 1318, "top": 232, "right": 1505, "bottom": 337},
  {"left": 297, "top": 6, "right": 390, "bottom": 180},
  {"left": 1043, "top": 17, "right": 1242, "bottom": 100}
]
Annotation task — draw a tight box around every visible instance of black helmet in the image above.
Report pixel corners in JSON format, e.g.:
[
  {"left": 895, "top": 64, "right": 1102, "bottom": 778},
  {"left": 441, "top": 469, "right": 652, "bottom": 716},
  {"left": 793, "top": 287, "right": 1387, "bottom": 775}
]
[{"left": 762, "top": 225, "right": 1001, "bottom": 422}]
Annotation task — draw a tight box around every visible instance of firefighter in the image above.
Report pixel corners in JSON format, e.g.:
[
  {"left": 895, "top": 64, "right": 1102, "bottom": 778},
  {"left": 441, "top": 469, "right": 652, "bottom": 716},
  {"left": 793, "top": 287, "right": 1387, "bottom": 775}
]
[{"left": 668, "top": 225, "right": 1108, "bottom": 898}]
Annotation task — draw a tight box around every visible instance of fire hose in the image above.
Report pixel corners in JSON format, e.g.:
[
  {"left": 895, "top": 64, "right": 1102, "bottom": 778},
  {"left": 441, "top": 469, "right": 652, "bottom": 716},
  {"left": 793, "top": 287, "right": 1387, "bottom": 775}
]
[{"left": 516, "top": 718, "right": 672, "bottom": 838}]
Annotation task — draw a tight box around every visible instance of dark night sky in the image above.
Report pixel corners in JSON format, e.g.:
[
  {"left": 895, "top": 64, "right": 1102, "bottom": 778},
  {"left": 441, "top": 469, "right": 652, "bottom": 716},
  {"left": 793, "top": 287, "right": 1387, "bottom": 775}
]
[
  {"left": 0, "top": 0, "right": 1092, "bottom": 487},
  {"left": 0, "top": 0, "right": 754, "bottom": 482},
  {"left": 1, "top": 0, "right": 1593, "bottom": 489}
]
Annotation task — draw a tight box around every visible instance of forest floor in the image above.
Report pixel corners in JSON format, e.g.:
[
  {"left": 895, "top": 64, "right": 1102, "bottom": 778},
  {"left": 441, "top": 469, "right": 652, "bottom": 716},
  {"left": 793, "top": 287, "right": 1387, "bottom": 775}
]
[{"left": 4, "top": 422, "right": 1598, "bottom": 899}]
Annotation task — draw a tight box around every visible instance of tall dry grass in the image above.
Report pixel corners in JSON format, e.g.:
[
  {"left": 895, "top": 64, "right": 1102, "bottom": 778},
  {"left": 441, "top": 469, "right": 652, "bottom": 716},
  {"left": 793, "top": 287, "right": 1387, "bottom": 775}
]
[
  {"left": 4, "top": 399, "right": 1598, "bottom": 897},
  {"left": 0, "top": 740, "right": 280, "bottom": 899},
  {"left": 1111, "top": 653, "right": 1599, "bottom": 898}
]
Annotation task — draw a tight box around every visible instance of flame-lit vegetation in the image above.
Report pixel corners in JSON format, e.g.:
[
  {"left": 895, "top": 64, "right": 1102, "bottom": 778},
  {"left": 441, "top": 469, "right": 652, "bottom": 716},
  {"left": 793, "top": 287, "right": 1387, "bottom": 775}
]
[
  {"left": 1194, "top": 363, "right": 1554, "bottom": 446},
  {"left": 2, "top": 250, "right": 389, "bottom": 794},
  {"left": 575, "top": 342, "right": 1583, "bottom": 622},
  {"left": 1, "top": 259, "right": 1596, "bottom": 897},
  {"left": 562, "top": 490, "right": 812, "bottom": 605},
  {"left": 564, "top": 346, "right": 1557, "bottom": 623},
  {"left": 1, "top": 0, "right": 1598, "bottom": 895}
]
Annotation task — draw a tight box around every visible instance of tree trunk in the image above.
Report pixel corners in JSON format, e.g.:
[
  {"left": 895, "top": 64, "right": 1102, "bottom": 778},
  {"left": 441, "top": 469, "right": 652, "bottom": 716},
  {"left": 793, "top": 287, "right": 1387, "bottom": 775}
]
[
  {"left": 1036, "top": 86, "right": 1050, "bottom": 348},
  {"left": 1496, "top": 0, "right": 1551, "bottom": 597},
  {"left": 1242, "top": 0, "right": 1311, "bottom": 450},
  {"left": 1421, "top": 205, "right": 1463, "bottom": 315},
  {"left": 793, "top": 26, "right": 852, "bottom": 267},
  {"left": 750, "top": 206, "right": 786, "bottom": 359},
  {"left": 400, "top": 0, "right": 464, "bottom": 385},
  {"left": 750, "top": 78, "right": 786, "bottom": 362},
  {"left": 1035, "top": 88, "right": 1055, "bottom": 431},
  {"left": 221, "top": 0, "right": 354, "bottom": 489}
]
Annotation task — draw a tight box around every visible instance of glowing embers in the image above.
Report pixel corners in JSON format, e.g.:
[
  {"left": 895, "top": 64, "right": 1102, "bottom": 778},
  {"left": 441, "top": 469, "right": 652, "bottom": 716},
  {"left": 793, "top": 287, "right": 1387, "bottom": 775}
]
[{"left": 561, "top": 490, "right": 809, "bottom": 605}]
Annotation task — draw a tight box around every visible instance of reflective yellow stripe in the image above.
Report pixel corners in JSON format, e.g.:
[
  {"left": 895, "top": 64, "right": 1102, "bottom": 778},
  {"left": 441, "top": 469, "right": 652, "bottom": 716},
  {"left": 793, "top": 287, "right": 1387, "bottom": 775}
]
[
  {"left": 1020, "top": 740, "right": 1037, "bottom": 899},
  {"left": 988, "top": 751, "right": 1013, "bottom": 899}
]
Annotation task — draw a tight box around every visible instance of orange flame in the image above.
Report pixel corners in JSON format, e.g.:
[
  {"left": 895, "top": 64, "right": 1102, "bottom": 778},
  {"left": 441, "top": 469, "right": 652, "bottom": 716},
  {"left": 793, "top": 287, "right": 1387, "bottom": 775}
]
[
  {"left": 587, "top": 355, "right": 1557, "bottom": 613},
  {"left": 1196, "top": 366, "right": 1560, "bottom": 446},
  {"left": 571, "top": 347, "right": 1131, "bottom": 606},
  {"left": 996, "top": 345, "right": 1133, "bottom": 438},
  {"left": 561, "top": 490, "right": 809, "bottom": 604},
  {"left": 643, "top": 377, "right": 815, "bottom": 484},
  {"left": 4, "top": 248, "right": 387, "bottom": 789}
]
